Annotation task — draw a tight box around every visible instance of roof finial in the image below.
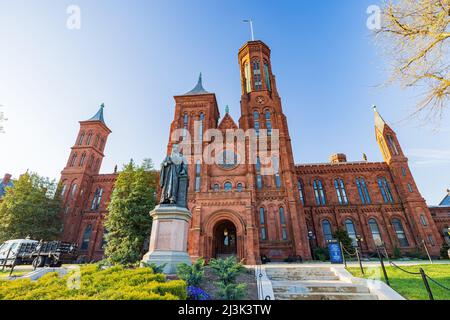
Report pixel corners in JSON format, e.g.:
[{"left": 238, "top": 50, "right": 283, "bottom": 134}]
[
  {"left": 100, "top": 103, "right": 105, "bottom": 109},
  {"left": 372, "top": 105, "right": 377, "bottom": 112},
  {"left": 225, "top": 105, "right": 230, "bottom": 114}
]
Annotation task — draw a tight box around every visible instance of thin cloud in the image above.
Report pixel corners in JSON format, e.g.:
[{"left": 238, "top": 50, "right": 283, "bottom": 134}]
[{"left": 408, "top": 148, "right": 450, "bottom": 167}]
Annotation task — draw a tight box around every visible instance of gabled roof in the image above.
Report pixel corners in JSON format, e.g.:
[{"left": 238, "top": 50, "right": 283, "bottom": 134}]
[
  {"left": 218, "top": 107, "right": 238, "bottom": 131},
  {"left": 440, "top": 191, "right": 450, "bottom": 206},
  {"left": 183, "top": 73, "right": 210, "bottom": 96},
  {"left": 87, "top": 104, "right": 106, "bottom": 125}
]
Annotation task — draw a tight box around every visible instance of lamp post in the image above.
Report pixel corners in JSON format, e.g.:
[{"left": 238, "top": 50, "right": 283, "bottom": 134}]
[
  {"left": 356, "top": 234, "right": 364, "bottom": 253},
  {"left": 308, "top": 231, "right": 316, "bottom": 260}
]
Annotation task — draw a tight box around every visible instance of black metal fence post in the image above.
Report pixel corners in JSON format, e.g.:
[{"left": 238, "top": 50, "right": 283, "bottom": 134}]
[
  {"left": 356, "top": 247, "right": 365, "bottom": 275},
  {"left": 377, "top": 247, "right": 390, "bottom": 286},
  {"left": 420, "top": 268, "right": 434, "bottom": 301},
  {"left": 1, "top": 247, "right": 12, "bottom": 271},
  {"left": 340, "top": 242, "right": 347, "bottom": 268}
]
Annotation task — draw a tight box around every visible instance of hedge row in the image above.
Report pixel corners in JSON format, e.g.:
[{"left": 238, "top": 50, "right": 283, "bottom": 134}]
[{"left": 0, "top": 265, "right": 187, "bottom": 300}]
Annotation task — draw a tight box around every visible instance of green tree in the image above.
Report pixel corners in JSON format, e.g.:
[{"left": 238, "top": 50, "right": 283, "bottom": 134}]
[
  {"left": 334, "top": 228, "right": 353, "bottom": 253},
  {"left": 0, "top": 172, "right": 62, "bottom": 242},
  {"left": 104, "top": 159, "right": 158, "bottom": 265}
]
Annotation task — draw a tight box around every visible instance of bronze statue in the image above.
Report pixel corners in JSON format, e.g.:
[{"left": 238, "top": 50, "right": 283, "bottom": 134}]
[{"left": 159, "top": 144, "right": 189, "bottom": 207}]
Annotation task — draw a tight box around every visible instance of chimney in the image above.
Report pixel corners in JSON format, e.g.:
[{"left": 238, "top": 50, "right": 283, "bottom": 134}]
[
  {"left": 330, "top": 154, "right": 347, "bottom": 164},
  {"left": 2, "top": 173, "right": 11, "bottom": 185}
]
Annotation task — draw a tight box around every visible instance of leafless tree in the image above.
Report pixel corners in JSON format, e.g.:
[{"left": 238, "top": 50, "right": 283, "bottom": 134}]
[{"left": 375, "top": 0, "right": 450, "bottom": 121}]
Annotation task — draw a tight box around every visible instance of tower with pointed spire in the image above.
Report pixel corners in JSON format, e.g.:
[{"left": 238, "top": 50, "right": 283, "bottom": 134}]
[
  {"left": 374, "top": 107, "right": 443, "bottom": 250},
  {"left": 60, "top": 104, "right": 113, "bottom": 252}
]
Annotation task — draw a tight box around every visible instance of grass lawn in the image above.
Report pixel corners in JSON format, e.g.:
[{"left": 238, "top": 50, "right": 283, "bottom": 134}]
[
  {"left": 348, "top": 264, "right": 450, "bottom": 300},
  {"left": 0, "top": 270, "right": 28, "bottom": 279}
]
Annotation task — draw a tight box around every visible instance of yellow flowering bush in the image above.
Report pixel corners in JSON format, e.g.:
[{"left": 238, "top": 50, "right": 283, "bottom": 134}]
[{"left": 0, "top": 265, "right": 186, "bottom": 300}]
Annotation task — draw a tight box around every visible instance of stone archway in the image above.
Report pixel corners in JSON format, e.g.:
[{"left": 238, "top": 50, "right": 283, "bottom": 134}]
[
  {"left": 213, "top": 220, "right": 237, "bottom": 259},
  {"left": 203, "top": 210, "right": 247, "bottom": 262}
]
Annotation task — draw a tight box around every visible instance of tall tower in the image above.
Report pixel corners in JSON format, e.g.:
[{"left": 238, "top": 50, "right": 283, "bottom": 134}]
[
  {"left": 60, "top": 104, "right": 112, "bottom": 242},
  {"left": 375, "top": 108, "right": 442, "bottom": 254},
  {"left": 238, "top": 41, "right": 312, "bottom": 259}
]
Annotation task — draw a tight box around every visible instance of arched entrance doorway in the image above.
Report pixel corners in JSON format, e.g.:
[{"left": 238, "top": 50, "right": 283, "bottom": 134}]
[{"left": 213, "top": 220, "right": 237, "bottom": 259}]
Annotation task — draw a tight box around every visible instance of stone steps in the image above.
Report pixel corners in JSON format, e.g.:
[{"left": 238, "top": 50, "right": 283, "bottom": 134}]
[
  {"left": 272, "top": 281, "right": 370, "bottom": 294},
  {"left": 275, "top": 292, "right": 379, "bottom": 301},
  {"left": 265, "top": 266, "right": 378, "bottom": 300}
]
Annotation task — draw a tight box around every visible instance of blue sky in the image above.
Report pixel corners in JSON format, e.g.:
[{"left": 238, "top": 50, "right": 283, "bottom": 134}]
[{"left": 0, "top": 0, "right": 449, "bottom": 205}]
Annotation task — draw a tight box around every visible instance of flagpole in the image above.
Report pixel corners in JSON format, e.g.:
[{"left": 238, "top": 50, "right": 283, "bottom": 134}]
[{"left": 243, "top": 19, "right": 254, "bottom": 41}]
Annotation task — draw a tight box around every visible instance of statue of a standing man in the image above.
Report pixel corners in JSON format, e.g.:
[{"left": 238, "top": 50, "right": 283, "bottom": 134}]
[{"left": 159, "top": 144, "right": 188, "bottom": 206}]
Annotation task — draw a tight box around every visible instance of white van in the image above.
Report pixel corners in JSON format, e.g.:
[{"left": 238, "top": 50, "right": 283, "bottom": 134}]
[{"left": 0, "top": 239, "right": 38, "bottom": 264}]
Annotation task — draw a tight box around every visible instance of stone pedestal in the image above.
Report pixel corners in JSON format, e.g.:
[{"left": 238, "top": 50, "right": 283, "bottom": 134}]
[{"left": 142, "top": 205, "right": 192, "bottom": 274}]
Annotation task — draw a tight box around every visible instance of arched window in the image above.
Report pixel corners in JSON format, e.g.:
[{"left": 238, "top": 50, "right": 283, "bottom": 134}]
[
  {"left": 224, "top": 182, "right": 232, "bottom": 192},
  {"left": 369, "top": 219, "right": 382, "bottom": 246},
  {"left": 244, "top": 62, "right": 251, "bottom": 93},
  {"left": 71, "top": 184, "right": 78, "bottom": 199},
  {"left": 408, "top": 184, "right": 414, "bottom": 193},
  {"left": 256, "top": 157, "right": 263, "bottom": 190},
  {"left": 345, "top": 219, "right": 357, "bottom": 246},
  {"left": 264, "top": 61, "right": 271, "bottom": 91},
  {"left": 322, "top": 220, "right": 333, "bottom": 243},
  {"left": 259, "top": 208, "right": 267, "bottom": 241},
  {"left": 279, "top": 207, "right": 288, "bottom": 240},
  {"left": 253, "top": 111, "right": 260, "bottom": 136},
  {"left": 198, "top": 113, "right": 204, "bottom": 141},
  {"left": 79, "top": 153, "right": 87, "bottom": 167},
  {"left": 182, "top": 113, "right": 189, "bottom": 140},
  {"left": 273, "top": 157, "right": 281, "bottom": 189},
  {"left": 213, "top": 184, "right": 220, "bottom": 192},
  {"left": 61, "top": 184, "right": 67, "bottom": 197},
  {"left": 402, "top": 167, "right": 407, "bottom": 177},
  {"left": 420, "top": 214, "right": 428, "bottom": 226},
  {"left": 313, "top": 179, "right": 326, "bottom": 205},
  {"left": 70, "top": 153, "right": 78, "bottom": 167},
  {"left": 95, "top": 159, "right": 100, "bottom": 171},
  {"left": 387, "top": 135, "right": 399, "bottom": 155},
  {"left": 78, "top": 132, "right": 85, "bottom": 146},
  {"left": 356, "top": 178, "right": 371, "bottom": 204},
  {"left": 252, "top": 59, "right": 262, "bottom": 90},
  {"left": 195, "top": 161, "right": 201, "bottom": 192},
  {"left": 334, "top": 178, "right": 348, "bottom": 205},
  {"left": 428, "top": 235, "right": 435, "bottom": 246},
  {"left": 91, "top": 188, "right": 103, "bottom": 211},
  {"left": 265, "top": 110, "right": 272, "bottom": 136},
  {"left": 86, "top": 133, "right": 93, "bottom": 146},
  {"left": 81, "top": 224, "right": 92, "bottom": 250},
  {"left": 392, "top": 219, "right": 409, "bottom": 247},
  {"left": 100, "top": 138, "right": 105, "bottom": 150},
  {"left": 94, "top": 135, "right": 99, "bottom": 148},
  {"left": 237, "top": 183, "right": 243, "bottom": 193},
  {"left": 297, "top": 180, "right": 305, "bottom": 205},
  {"left": 378, "top": 177, "right": 394, "bottom": 203},
  {"left": 89, "top": 155, "right": 94, "bottom": 168}
]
